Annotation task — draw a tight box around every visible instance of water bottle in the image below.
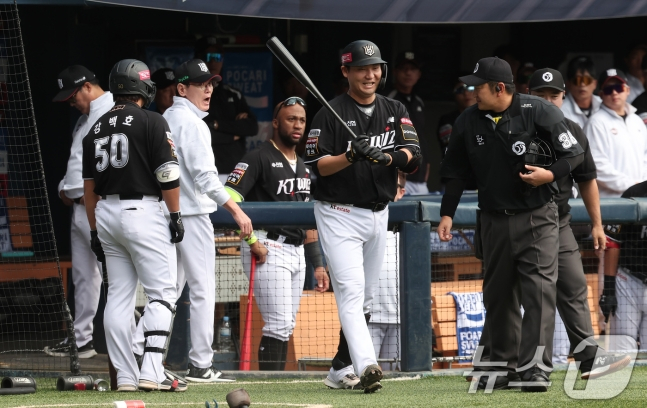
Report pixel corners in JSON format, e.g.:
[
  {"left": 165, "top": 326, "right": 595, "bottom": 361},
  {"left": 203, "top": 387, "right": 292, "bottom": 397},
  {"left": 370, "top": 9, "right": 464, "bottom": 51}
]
[{"left": 219, "top": 316, "right": 232, "bottom": 352}]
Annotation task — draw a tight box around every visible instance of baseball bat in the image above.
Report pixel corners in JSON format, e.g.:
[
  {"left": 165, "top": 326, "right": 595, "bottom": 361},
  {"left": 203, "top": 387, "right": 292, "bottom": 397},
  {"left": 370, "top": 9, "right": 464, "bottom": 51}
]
[
  {"left": 266, "top": 36, "right": 358, "bottom": 140},
  {"left": 239, "top": 256, "right": 256, "bottom": 370},
  {"left": 101, "top": 261, "right": 118, "bottom": 390}
]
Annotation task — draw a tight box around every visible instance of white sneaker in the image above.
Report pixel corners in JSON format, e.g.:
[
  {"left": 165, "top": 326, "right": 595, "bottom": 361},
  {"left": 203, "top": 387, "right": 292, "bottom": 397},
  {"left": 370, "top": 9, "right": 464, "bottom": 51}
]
[
  {"left": 185, "top": 363, "right": 236, "bottom": 383},
  {"left": 324, "top": 366, "right": 362, "bottom": 390}
]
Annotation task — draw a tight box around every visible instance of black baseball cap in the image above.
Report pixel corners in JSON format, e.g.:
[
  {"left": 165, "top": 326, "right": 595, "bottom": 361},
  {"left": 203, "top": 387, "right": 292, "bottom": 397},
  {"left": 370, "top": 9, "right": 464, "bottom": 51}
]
[
  {"left": 395, "top": 51, "right": 421, "bottom": 69},
  {"left": 340, "top": 40, "right": 386, "bottom": 67},
  {"left": 459, "top": 57, "right": 513, "bottom": 86},
  {"left": 53, "top": 65, "right": 96, "bottom": 102},
  {"left": 174, "top": 59, "right": 221, "bottom": 85},
  {"left": 151, "top": 68, "right": 176, "bottom": 89},
  {"left": 598, "top": 68, "right": 627, "bottom": 87},
  {"left": 529, "top": 68, "right": 565, "bottom": 92}
]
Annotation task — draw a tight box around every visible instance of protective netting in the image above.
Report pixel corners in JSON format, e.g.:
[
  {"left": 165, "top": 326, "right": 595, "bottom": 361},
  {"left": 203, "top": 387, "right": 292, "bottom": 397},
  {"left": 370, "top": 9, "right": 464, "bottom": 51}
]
[{"left": 0, "top": 1, "right": 72, "bottom": 376}]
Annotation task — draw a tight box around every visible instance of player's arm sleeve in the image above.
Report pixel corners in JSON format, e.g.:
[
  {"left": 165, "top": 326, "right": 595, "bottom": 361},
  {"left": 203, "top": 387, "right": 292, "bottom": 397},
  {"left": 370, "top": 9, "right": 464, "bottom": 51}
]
[
  {"left": 535, "top": 102, "right": 584, "bottom": 159},
  {"left": 585, "top": 120, "right": 634, "bottom": 194},
  {"left": 304, "top": 109, "right": 336, "bottom": 175},
  {"left": 148, "top": 115, "right": 180, "bottom": 190},
  {"left": 439, "top": 115, "right": 470, "bottom": 217},
  {"left": 392, "top": 104, "right": 421, "bottom": 173}
]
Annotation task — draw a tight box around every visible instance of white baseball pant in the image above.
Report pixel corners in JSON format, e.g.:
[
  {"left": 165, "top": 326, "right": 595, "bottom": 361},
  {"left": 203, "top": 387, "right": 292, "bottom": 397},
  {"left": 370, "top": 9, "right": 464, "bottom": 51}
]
[
  {"left": 70, "top": 202, "right": 102, "bottom": 347},
  {"left": 368, "top": 323, "right": 401, "bottom": 371},
  {"left": 96, "top": 195, "right": 177, "bottom": 386},
  {"left": 315, "top": 201, "right": 388, "bottom": 375},
  {"left": 609, "top": 267, "right": 647, "bottom": 352},
  {"left": 241, "top": 231, "right": 306, "bottom": 342}
]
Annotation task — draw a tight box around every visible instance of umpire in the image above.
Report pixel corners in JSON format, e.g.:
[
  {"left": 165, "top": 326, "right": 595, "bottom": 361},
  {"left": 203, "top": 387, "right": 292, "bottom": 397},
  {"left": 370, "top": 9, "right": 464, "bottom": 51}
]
[{"left": 438, "top": 57, "right": 584, "bottom": 392}]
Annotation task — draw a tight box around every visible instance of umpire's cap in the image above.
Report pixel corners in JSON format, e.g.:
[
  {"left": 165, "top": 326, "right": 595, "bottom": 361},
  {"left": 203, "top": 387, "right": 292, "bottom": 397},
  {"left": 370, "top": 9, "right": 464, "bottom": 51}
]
[
  {"left": 109, "top": 59, "right": 156, "bottom": 108},
  {"left": 340, "top": 40, "right": 386, "bottom": 67},
  {"left": 460, "top": 57, "right": 513, "bottom": 86},
  {"left": 529, "top": 68, "right": 565, "bottom": 92}
]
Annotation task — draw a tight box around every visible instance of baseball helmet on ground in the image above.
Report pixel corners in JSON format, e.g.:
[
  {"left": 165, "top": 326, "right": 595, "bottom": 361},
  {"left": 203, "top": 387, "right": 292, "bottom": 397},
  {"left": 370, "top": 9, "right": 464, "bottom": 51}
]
[
  {"left": 340, "top": 40, "right": 388, "bottom": 89},
  {"left": 109, "top": 59, "right": 156, "bottom": 108}
]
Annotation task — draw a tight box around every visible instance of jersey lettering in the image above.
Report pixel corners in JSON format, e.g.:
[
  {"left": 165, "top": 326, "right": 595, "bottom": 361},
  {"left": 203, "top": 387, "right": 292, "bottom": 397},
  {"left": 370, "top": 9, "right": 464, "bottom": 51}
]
[
  {"left": 95, "top": 133, "right": 130, "bottom": 172},
  {"left": 94, "top": 136, "right": 110, "bottom": 172},
  {"left": 369, "top": 130, "right": 395, "bottom": 150},
  {"left": 277, "top": 177, "right": 311, "bottom": 195},
  {"left": 277, "top": 178, "right": 294, "bottom": 194}
]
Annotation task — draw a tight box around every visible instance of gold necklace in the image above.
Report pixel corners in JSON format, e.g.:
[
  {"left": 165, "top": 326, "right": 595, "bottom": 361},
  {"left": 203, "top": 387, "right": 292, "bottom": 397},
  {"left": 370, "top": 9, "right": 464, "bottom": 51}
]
[{"left": 270, "top": 139, "right": 297, "bottom": 164}]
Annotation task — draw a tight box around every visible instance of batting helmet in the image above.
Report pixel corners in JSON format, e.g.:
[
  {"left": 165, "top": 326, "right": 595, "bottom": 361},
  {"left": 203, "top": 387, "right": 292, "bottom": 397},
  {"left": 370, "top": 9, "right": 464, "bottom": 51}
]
[
  {"left": 340, "top": 40, "right": 388, "bottom": 89},
  {"left": 109, "top": 59, "right": 156, "bottom": 108},
  {"left": 524, "top": 138, "right": 554, "bottom": 168}
]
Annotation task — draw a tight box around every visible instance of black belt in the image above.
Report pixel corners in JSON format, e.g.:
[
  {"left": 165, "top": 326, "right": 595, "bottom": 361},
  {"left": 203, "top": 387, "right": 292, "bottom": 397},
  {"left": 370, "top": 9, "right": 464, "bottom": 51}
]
[
  {"left": 487, "top": 200, "right": 552, "bottom": 216},
  {"left": 266, "top": 231, "right": 304, "bottom": 246},
  {"left": 354, "top": 201, "right": 388, "bottom": 212},
  {"left": 101, "top": 194, "right": 144, "bottom": 200}
]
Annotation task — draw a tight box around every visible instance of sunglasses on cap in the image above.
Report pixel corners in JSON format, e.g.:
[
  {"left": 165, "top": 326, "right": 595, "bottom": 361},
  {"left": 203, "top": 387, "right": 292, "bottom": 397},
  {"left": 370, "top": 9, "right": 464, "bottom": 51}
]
[
  {"left": 602, "top": 83, "right": 625, "bottom": 95},
  {"left": 454, "top": 84, "right": 475, "bottom": 94},
  {"left": 274, "top": 97, "right": 307, "bottom": 118},
  {"left": 205, "top": 53, "right": 223, "bottom": 63},
  {"left": 570, "top": 75, "right": 595, "bottom": 86}
]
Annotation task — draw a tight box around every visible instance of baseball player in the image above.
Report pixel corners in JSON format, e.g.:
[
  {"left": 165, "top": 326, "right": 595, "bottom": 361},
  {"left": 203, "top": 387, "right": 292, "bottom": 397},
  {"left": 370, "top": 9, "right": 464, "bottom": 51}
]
[
  {"left": 82, "top": 59, "right": 185, "bottom": 392},
  {"left": 439, "top": 57, "right": 584, "bottom": 392},
  {"left": 45, "top": 65, "right": 113, "bottom": 359},
  {"left": 161, "top": 59, "right": 253, "bottom": 382},
  {"left": 368, "top": 172, "right": 406, "bottom": 371},
  {"left": 225, "top": 97, "right": 327, "bottom": 370},
  {"left": 305, "top": 40, "right": 421, "bottom": 393},
  {"left": 604, "top": 180, "right": 647, "bottom": 352}
]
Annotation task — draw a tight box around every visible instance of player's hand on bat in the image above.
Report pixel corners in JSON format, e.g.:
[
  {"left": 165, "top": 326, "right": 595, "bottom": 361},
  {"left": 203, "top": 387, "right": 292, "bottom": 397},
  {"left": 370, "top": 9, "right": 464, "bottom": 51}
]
[
  {"left": 250, "top": 241, "right": 268, "bottom": 264},
  {"left": 169, "top": 211, "right": 185, "bottom": 243},
  {"left": 438, "top": 216, "right": 453, "bottom": 242},
  {"left": 345, "top": 135, "right": 370, "bottom": 163},
  {"left": 519, "top": 165, "right": 554, "bottom": 187},
  {"left": 591, "top": 224, "right": 607, "bottom": 254},
  {"left": 233, "top": 211, "right": 253, "bottom": 239},
  {"left": 599, "top": 294, "right": 617, "bottom": 321},
  {"left": 314, "top": 267, "right": 329, "bottom": 293},
  {"left": 365, "top": 146, "right": 389, "bottom": 166},
  {"left": 89, "top": 230, "right": 106, "bottom": 263}
]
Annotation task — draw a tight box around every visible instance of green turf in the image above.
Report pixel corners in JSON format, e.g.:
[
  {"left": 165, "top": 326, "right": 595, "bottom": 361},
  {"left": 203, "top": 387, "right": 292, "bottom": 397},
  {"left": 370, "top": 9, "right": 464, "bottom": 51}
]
[{"left": 2, "top": 366, "right": 647, "bottom": 408}]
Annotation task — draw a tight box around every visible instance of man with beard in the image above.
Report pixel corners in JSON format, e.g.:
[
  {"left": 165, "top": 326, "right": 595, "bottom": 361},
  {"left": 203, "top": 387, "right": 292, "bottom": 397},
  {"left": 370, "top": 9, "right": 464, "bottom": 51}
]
[{"left": 225, "top": 98, "right": 328, "bottom": 370}]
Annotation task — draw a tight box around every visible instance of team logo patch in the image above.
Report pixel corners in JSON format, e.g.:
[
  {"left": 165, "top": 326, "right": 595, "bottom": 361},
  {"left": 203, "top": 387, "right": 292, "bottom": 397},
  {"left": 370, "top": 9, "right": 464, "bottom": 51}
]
[
  {"left": 227, "top": 162, "right": 248, "bottom": 185},
  {"left": 512, "top": 141, "right": 526, "bottom": 155},
  {"left": 558, "top": 132, "right": 572, "bottom": 149},
  {"left": 400, "top": 123, "right": 418, "bottom": 142},
  {"left": 542, "top": 72, "right": 553, "bottom": 82},
  {"left": 475, "top": 135, "right": 485, "bottom": 146},
  {"left": 165, "top": 71, "right": 175, "bottom": 81},
  {"left": 138, "top": 70, "right": 151, "bottom": 80},
  {"left": 341, "top": 53, "right": 352, "bottom": 63},
  {"left": 308, "top": 129, "right": 320, "bottom": 137},
  {"left": 110, "top": 104, "right": 125, "bottom": 112},
  {"left": 166, "top": 132, "right": 177, "bottom": 158},
  {"left": 347, "top": 120, "right": 356, "bottom": 127},
  {"left": 611, "top": 128, "right": 618, "bottom": 135},
  {"left": 387, "top": 117, "right": 395, "bottom": 123},
  {"left": 607, "top": 68, "right": 618, "bottom": 77},
  {"left": 306, "top": 137, "right": 319, "bottom": 156},
  {"left": 363, "top": 45, "right": 375, "bottom": 56},
  {"left": 400, "top": 117, "right": 413, "bottom": 126},
  {"left": 271, "top": 162, "right": 284, "bottom": 168},
  {"left": 198, "top": 62, "right": 209, "bottom": 72},
  {"left": 57, "top": 79, "right": 63, "bottom": 89}
]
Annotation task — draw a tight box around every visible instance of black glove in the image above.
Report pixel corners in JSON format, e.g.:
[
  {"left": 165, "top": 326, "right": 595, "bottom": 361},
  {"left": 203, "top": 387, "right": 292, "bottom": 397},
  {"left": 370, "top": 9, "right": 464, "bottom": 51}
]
[
  {"left": 365, "top": 146, "right": 389, "bottom": 166},
  {"left": 345, "top": 135, "right": 370, "bottom": 163},
  {"left": 599, "top": 275, "right": 617, "bottom": 321},
  {"left": 90, "top": 230, "right": 105, "bottom": 263},
  {"left": 169, "top": 211, "right": 185, "bottom": 243}
]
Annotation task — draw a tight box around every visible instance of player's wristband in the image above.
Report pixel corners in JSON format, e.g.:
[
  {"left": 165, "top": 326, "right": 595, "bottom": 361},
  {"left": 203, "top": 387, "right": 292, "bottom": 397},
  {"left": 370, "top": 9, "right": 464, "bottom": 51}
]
[
  {"left": 244, "top": 232, "right": 258, "bottom": 245},
  {"left": 388, "top": 150, "right": 409, "bottom": 168},
  {"left": 304, "top": 241, "right": 324, "bottom": 269},
  {"left": 603, "top": 274, "right": 616, "bottom": 297}
]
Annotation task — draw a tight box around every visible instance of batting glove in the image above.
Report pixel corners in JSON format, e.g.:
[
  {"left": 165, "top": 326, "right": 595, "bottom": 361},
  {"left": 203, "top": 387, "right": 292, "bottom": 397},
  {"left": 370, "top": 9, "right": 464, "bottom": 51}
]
[
  {"left": 599, "top": 294, "right": 617, "bottom": 321},
  {"left": 345, "top": 135, "right": 370, "bottom": 163},
  {"left": 365, "top": 146, "right": 389, "bottom": 166},
  {"left": 169, "top": 211, "right": 185, "bottom": 243},
  {"left": 90, "top": 230, "right": 105, "bottom": 263}
]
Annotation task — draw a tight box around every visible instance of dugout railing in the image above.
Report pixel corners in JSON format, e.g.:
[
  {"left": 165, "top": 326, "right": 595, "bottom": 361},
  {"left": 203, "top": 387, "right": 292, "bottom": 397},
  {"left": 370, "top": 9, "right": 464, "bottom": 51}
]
[{"left": 208, "top": 197, "right": 647, "bottom": 373}]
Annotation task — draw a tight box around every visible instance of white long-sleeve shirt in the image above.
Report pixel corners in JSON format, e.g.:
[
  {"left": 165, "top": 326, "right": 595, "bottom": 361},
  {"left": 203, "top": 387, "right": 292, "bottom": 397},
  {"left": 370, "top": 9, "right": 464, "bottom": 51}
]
[
  {"left": 163, "top": 96, "right": 230, "bottom": 216},
  {"left": 561, "top": 92, "right": 602, "bottom": 130},
  {"left": 58, "top": 91, "right": 113, "bottom": 199},
  {"left": 584, "top": 102, "right": 647, "bottom": 197}
]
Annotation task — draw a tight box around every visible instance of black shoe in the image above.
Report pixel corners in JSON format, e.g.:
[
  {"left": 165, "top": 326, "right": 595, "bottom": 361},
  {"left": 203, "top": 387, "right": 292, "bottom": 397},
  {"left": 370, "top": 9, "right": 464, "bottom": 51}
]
[
  {"left": 475, "top": 373, "right": 510, "bottom": 390},
  {"left": 580, "top": 353, "right": 632, "bottom": 380},
  {"left": 44, "top": 340, "right": 97, "bottom": 358},
  {"left": 520, "top": 367, "right": 550, "bottom": 392}
]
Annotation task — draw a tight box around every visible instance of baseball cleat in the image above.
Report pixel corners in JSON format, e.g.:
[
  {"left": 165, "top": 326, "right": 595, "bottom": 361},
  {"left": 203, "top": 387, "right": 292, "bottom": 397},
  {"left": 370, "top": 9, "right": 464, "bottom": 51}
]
[
  {"left": 580, "top": 353, "right": 632, "bottom": 380},
  {"left": 44, "top": 340, "right": 97, "bottom": 359},
  {"left": 185, "top": 363, "right": 236, "bottom": 383},
  {"left": 117, "top": 383, "right": 138, "bottom": 392},
  {"left": 324, "top": 366, "right": 362, "bottom": 390},
  {"left": 138, "top": 378, "right": 187, "bottom": 392},
  {"left": 360, "top": 364, "right": 383, "bottom": 393}
]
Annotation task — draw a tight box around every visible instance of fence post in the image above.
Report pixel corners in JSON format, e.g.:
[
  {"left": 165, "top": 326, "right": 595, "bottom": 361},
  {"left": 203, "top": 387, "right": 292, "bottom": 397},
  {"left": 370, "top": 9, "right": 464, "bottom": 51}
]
[{"left": 399, "top": 220, "right": 432, "bottom": 372}]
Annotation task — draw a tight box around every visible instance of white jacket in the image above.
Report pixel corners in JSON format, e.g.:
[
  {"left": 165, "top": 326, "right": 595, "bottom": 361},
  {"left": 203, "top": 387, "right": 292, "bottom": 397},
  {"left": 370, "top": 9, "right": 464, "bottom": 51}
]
[
  {"left": 58, "top": 91, "right": 113, "bottom": 199},
  {"left": 163, "top": 96, "right": 230, "bottom": 216},
  {"left": 584, "top": 102, "right": 647, "bottom": 197},
  {"left": 561, "top": 92, "right": 602, "bottom": 130}
]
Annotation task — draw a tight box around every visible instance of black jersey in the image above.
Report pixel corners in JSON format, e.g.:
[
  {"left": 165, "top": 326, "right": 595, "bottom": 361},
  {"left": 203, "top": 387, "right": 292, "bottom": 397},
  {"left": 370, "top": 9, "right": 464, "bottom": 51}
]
[
  {"left": 440, "top": 93, "right": 584, "bottom": 211},
  {"left": 226, "top": 141, "right": 311, "bottom": 241},
  {"left": 386, "top": 90, "right": 427, "bottom": 183},
  {"left": 605, "top": 181, "right": 647, "bottom": 280},
  {"left": 82, "top": 101, "right": 178, "bottom": 197},
  {"left": 554, "top": 118, "right": 597, "bottom": 216},
  {"left": 305, "top": 93, "right": 420, "bottom": 205}
]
